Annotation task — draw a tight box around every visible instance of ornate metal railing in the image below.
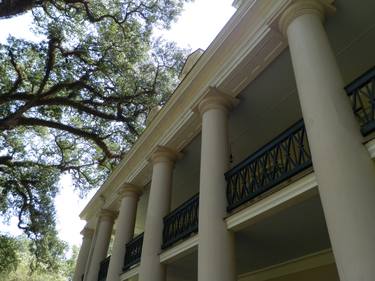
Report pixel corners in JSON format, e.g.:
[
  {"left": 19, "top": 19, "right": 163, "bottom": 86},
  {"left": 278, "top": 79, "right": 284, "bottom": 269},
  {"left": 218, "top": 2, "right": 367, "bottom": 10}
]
[
  {"left": 98, "top": 256, "right": 110, "bottom": 281},
  {"left": 225, "top": 120, "right": 312, "bottom": 212},
  {"left": 162, "top": 193, "right": 199, "bottom": 249},
  {"left": 123, "top": 233, "right": 144, "bottom": 271},
  {"left": 345, "top": 66, "right": 375, "bottom": 136}
]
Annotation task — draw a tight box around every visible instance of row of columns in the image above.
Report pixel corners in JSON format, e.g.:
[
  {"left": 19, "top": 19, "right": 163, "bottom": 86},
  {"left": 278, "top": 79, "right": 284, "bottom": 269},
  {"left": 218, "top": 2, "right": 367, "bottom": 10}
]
[{"left": 73, "top": 1, "right": 375, "bottom": 281}]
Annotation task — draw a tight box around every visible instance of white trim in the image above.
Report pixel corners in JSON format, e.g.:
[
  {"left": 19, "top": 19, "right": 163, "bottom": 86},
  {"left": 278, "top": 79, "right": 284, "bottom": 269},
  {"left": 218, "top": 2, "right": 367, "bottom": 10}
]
[
  {"left": 159, "top": 234, "right": 198, "bottom": 264},
  {"left": 159, "top": 110, "right": 195, "bottom": 146},
  {"left": 120, "top": 265, "right": 139, "bottom": 281},
  {"left": 127, "top": 160, "right": 148, "bottom": 182},
  {"left": 226, "top": 173, "right": 318, "bottom": 231},
  {"left": 238, "top": 249, "right": 335, "bottom": 281},
  {"left": 212, "top": 25, "right": 271, "bottom": 89},
  {"left": 365, "top": 138, "right": 375, "bottom": 158}
]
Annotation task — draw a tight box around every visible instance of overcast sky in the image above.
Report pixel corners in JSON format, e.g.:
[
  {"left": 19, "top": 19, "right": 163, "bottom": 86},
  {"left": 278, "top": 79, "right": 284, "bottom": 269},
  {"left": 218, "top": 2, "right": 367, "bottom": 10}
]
[{"left": 0, "top": 0, "right": 236, "bottom": 248}]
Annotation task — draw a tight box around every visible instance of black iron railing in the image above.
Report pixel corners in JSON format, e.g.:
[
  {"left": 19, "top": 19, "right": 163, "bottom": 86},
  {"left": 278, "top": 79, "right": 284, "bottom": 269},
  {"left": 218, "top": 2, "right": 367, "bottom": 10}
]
[
  {"left": 123, "top": 233, "right": 143, "bottom": 271},
  {"left": 225, "top": 120, "right": 312, "bottom": 212},
  {"left": 345, "top": 66, "right": 375, "bottom": 136},
  {"left": 98, "top": 256, "right": 110, "bottom": 281},
  {"left": 162, "top": 193, "right": 199, "bottom": 249}
]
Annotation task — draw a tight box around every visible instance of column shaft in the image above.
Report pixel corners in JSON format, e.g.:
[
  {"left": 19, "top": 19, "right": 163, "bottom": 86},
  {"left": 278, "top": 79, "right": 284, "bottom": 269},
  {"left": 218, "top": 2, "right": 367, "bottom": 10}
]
[
  {"left": 73, "top": 228, "right": 94, "bottom": 281},
  {"left": 85, "top": 211, "right": 115, "bottom": 281},
  {"left": 281, "top": 2, "right": 375, "bottom": 280},
  {"left": 106, "top": 187, "right": 140, "bottom": 281},
  {"left": 198, "top": 92, "right": 236, "bottom": 281},
  {"left": 138, "top": 147, "right": 178, "bottom": 281}
]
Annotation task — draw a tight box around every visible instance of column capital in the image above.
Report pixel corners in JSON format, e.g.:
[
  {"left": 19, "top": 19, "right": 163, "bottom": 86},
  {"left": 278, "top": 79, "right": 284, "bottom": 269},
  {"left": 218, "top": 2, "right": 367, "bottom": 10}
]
[
  {"left": 80, "top": 227, "right": 94, "bottom": 238},
  {"left": 117, "top": 183, "right": 143, "bottom": 199},
  {"left": 198, "top": 87, "right": 238, "bottom": 116},
  {"left": 150, "top": 145, "right": 182, "bottom": 165},
  {"left": 98, "top": 209, "right": 117, "bottom": 222},
  {"left": 279, "top": 0, "right": 335, "bottom": 36}
]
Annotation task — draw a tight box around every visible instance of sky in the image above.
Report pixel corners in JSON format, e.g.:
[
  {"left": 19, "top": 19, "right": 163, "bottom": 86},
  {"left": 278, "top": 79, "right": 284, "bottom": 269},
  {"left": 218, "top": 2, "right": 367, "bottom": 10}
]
[{"left": 0, "top": 0, "right": 236, "bottom": 248}]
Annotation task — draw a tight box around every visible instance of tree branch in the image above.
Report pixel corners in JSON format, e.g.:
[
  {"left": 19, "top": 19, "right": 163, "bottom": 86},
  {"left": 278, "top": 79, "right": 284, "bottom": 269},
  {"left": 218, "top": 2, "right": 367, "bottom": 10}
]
[{"left": 15, "top": 117, "right": 117, "bottom": 159}]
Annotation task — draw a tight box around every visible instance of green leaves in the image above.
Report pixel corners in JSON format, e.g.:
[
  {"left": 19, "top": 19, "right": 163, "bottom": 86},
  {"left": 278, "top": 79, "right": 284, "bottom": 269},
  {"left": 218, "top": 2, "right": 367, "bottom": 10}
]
[
  {"left": 0, "top": 235, "right": 73, "bottom": 280},
  {"left": 0, "top": 235, "right": 19, "bottom": 274},
  {"left": 0, "top": 0, "right": 191, "bottom": 269}
]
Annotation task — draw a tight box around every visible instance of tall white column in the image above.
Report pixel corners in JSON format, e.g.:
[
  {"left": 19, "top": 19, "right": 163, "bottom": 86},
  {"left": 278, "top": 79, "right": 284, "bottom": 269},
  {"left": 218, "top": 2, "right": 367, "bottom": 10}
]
[
  {"left": 279, "top": 1, "right": 375, "bottom": 280},
  {"left": 85, "top": 210, "right": 116, "bottom": 281},
  {"left": 73, "top": 227, "right": 94, "bottom": 281},
  {"left": 138, "top": 146, "right": 180, "bottom": 281},
  {"left": 106, "top": 184, "right": 142, "bottom": 281},
  {"left": 197, "top": 89, "right": 237, "bottom": 281}
]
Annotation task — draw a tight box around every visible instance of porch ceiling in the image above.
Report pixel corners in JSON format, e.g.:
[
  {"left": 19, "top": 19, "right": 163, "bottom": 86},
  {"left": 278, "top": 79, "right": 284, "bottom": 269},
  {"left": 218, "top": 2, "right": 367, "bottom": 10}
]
[{"left": 235, "top": 194, "right": 330, "bottom": 274}]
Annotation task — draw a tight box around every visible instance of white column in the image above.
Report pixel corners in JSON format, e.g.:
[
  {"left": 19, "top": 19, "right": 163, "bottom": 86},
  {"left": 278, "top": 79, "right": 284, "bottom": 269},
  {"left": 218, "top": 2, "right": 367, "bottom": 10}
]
[
  {"left": 138, "top": 146, "right": 180, "bottom": 281},
  {"left": 279, "top": 1, "right": 375, "bottom": 281},
  {"left": 73, "top": 227, "right": 94, "bottom": 281},
  {"left": 197, "top": 89, "right": 237, "bottom": 281},
  {"left": 106, "top": 184, "right": 142, "bottom": 281},
  {"left": 85, "top": 210, "right": 116, "bottom": 281}
]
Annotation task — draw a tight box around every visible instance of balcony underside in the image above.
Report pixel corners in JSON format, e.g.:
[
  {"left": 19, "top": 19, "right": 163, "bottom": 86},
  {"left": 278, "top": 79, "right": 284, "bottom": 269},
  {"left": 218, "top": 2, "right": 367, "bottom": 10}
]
[{"left": 144, "top": 190, "right": 338, "bottom": 281}]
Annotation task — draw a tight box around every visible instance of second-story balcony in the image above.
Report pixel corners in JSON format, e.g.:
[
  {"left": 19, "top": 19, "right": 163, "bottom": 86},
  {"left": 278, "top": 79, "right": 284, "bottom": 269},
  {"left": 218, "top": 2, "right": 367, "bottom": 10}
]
[
  {"left": 346, "top": 66, "right": 375, "bottom": 136},
  {"left": 98, "top": 256, "right": 110, "bottom": 281},
  {"left": 225, "top": 120, "right": 312, "bottom": 212},
  {"left": 162, "top": 193, "right": 199, "bottom": 249},
  {"left": 123, "top": 233, "right": 144, "bottom": 271}
]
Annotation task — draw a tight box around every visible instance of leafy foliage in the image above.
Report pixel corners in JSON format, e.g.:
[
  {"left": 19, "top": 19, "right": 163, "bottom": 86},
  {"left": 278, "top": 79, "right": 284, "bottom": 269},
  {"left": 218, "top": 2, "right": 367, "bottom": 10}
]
[
  {"left": 0, "top": 235, "right": 77, "bottom": 280},
  {"left": 0, "top": 0, "right": 190, "bottom": 268},
  {"left": 0, "top": 235, "right": 19, "bottom": 274}
]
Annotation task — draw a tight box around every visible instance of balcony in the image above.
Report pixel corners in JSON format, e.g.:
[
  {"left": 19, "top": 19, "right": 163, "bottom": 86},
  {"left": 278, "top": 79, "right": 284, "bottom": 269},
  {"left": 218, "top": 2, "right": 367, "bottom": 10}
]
[
  {"left": 98, "top": 256, "right": 110, "bottom": 281},
  {"left": 225, "top": 120, "right": 312, "bottom": 212},
  {"left": 123, "top": 233, "right": 144, "bottom": 271},
  {"left": 162, "top": 193, "right": 199, "bottom": 249},
  {"left": 346, "top": 66, "right": 375, "bottom": 136}
]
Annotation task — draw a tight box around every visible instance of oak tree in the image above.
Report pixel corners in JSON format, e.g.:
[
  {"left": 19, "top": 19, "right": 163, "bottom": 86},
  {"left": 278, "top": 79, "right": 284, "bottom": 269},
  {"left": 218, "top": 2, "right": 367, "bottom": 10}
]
[{"left": 0, "top": 0, "right": 190, "bottom": 270}]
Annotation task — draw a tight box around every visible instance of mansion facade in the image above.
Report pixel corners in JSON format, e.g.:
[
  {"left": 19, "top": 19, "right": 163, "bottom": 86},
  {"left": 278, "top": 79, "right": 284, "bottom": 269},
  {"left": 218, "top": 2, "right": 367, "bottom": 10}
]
[{"left": 73, "top": 1, "right": 375, "bottom": 281}]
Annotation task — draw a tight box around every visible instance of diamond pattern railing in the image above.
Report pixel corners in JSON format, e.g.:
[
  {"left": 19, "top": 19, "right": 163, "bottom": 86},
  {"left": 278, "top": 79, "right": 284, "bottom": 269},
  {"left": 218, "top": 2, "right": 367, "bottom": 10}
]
[
  {"left": 98, "top": 256, "right": 110, "bottom": 281},
  {"left": 123, "top": 233, "right": 143, "bottom": 271},
  {"left": 225, "top": 120, "right": 312, "bottom": 212},
  {"left": 345, "top": 66, "right": 375, "bottom": 136},
  {"left": 162, "top": 193, "right": 199, "bottom": 249}
]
